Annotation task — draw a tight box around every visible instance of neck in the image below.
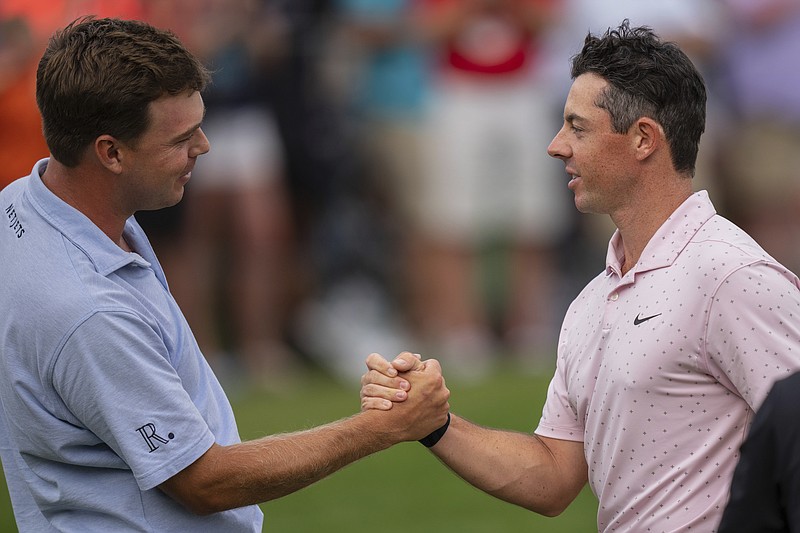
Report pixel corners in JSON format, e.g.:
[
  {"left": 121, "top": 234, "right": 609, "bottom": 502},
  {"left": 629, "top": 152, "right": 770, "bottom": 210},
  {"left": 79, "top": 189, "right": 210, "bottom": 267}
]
[
  {"left": 613, "top": 179, "right": 693, "bottom": 275},
  {"left": 41, "top": 159, "right": 131, "bottom": 249}
]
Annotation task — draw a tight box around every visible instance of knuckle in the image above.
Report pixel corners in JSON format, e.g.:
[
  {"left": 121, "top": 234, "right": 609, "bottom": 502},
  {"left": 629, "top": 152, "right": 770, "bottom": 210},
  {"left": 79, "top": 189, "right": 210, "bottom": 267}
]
[{"left": 366, "top": 352, "right": 382, "bottom": 369}]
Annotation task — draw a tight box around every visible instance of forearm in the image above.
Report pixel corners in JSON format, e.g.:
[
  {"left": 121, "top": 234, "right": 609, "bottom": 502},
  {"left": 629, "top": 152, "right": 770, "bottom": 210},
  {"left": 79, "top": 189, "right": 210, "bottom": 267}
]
[
  {"left": 431, "top": 415, "right": 586, "bottom": 516},
  {"left": 162, "top": 410, "right": 396, "bottom": 514}
]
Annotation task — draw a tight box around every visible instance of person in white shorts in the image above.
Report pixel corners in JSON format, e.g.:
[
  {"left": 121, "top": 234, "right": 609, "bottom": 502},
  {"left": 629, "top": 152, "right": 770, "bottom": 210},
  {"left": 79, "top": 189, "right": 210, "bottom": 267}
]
[
  {"left": 408, "top": 0, "right": 571, "bottom": 375},
  {"left": 163, "top": 0, "right": 300, "bottom": 389}
]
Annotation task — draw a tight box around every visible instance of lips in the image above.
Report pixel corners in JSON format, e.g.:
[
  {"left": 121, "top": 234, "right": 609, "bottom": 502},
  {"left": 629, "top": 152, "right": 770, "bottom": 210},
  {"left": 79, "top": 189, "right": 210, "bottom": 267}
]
[
  {"left": 568, "top": 177, "right": 581, "bottom": 192},
  {"left": 179, "top": 163, "right": 194, "bottom": 183},
  {"left": 565, "top": 167, "right": 580, "bottom": 189}
]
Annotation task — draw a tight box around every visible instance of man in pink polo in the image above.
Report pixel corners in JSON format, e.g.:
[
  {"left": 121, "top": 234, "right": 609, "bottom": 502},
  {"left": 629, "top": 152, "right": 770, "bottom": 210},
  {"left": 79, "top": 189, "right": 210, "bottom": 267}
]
[
  {"left": 360, "top": 20, "right": 800, "bottom": 531},
  {"left": 534, "top": 189, "right": 800, "bottom": 530}
]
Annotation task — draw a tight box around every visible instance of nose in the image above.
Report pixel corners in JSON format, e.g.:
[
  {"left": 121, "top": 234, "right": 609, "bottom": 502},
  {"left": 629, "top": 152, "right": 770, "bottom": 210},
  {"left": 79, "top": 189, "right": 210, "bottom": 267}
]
[
  {"left": 193, "top": 127, "right": 211, "bottom": 157},
  {"left": 547, "top": 127, "right": 568, "bottom": 160}
]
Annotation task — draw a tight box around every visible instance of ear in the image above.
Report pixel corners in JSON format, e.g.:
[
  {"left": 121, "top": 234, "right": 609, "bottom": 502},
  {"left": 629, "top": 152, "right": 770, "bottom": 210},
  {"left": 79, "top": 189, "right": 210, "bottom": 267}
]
[
  {"left": 632, "top": 117, "right": 661, "bottom": 162},
  {"left": 94, "top": 135, "right": 125, "bottom": 174}
]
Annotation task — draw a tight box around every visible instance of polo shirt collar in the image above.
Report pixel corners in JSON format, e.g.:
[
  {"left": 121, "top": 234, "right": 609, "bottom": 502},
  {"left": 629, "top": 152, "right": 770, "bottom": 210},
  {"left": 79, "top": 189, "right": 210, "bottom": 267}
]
[
  {"left": 26, "top": 158, "right": 151, "bottom": 276},
  {"left": 605, "top": 190, "right": 717, "bottom": 277}
]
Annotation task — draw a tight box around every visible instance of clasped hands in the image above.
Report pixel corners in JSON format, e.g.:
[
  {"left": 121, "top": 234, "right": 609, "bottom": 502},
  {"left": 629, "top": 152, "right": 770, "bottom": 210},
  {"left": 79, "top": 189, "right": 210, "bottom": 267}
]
[{"left": 360, "top": 352, "right": 451, "bottom": 444}]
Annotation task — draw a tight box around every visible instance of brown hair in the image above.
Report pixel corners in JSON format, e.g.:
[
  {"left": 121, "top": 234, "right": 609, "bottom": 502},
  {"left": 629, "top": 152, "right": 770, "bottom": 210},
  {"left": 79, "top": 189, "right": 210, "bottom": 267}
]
[
  {"left": 36, "top": 17, "right": 211, "bottom": 167},
  {"left": 571, "top": 20, "right": 706, "bottom": 177}
]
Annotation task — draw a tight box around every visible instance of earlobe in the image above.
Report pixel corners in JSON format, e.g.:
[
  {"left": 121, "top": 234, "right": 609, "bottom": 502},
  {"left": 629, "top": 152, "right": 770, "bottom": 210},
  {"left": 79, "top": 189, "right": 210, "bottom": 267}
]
[{"left": 95, "top": 135, "right": 124, "bottom": 174}]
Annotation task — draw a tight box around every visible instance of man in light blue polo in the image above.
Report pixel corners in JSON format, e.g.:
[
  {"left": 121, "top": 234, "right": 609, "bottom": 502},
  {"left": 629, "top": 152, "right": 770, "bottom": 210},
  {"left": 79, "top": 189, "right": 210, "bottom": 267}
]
[{"left": 0, "top": 16, "right": 451, "bottom": 531}]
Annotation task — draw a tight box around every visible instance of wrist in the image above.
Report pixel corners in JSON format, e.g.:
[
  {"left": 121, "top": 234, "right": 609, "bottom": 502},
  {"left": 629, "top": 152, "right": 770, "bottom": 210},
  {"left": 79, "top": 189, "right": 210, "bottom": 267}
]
[{"left": 419, "top": 413, "right": 451, "bottom": 448}]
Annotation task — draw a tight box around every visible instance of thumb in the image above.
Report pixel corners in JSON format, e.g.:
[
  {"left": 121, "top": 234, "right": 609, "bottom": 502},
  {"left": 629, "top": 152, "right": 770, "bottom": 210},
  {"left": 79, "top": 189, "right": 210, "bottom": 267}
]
[{"left": 392, "top": 352, "right": 424, "bottom": 372}]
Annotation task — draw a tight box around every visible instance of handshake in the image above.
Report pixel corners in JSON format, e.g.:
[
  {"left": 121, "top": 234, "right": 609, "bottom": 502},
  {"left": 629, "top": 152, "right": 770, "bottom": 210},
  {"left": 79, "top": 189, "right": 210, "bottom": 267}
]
[{"left": 359, "top": 352, "right": 452, "bottom": 448}]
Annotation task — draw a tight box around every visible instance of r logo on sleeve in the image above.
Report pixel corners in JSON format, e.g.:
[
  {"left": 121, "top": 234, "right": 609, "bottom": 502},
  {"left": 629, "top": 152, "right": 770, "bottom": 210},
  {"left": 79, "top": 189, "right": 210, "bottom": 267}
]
[{"left": 136, "top": 423, "right": 174, "bottom": 452}]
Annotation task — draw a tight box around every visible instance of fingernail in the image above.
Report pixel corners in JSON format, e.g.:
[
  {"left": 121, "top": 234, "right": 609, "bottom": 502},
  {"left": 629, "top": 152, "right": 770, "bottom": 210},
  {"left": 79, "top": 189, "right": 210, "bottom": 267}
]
[
  {"left": 395, "top": 391, "right": 407, "bottom": 400},
  {"left": 387, "top": 367, "right": 398, "bottom": 376},
  {"left": 399, "top": 380, "right": 409, "bottom": 390}
]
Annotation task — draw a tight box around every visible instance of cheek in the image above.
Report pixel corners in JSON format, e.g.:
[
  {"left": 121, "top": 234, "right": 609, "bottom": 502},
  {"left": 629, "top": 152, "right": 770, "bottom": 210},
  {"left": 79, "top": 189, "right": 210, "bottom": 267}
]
[
  {"left": 157, "top": 150, "right": 189, "bottom": 173},
  {"left": 589, "top": 137, "right": 630, "bottom": 174},
  {"left": 574, "top": 142, "right": 603, "bottom": 174}
]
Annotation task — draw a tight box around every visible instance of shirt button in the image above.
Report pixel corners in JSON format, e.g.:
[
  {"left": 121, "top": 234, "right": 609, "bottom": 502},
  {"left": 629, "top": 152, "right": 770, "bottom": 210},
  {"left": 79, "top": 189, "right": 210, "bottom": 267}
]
[{"left": 609, "top": 293, "right": 619, "bottom": 301}]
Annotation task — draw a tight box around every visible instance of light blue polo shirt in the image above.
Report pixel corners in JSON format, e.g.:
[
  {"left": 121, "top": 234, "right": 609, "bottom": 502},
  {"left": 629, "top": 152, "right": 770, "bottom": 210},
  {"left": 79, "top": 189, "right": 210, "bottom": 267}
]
[{"left": 0, "top": 159, "right": 263, "bottom": 531}]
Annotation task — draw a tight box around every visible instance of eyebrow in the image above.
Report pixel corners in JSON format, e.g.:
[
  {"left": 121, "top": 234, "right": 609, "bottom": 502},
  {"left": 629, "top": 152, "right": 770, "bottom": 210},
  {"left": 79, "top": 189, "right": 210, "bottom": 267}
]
[{"left": 565, "top": 112, "right": 585, "bottom": 125}]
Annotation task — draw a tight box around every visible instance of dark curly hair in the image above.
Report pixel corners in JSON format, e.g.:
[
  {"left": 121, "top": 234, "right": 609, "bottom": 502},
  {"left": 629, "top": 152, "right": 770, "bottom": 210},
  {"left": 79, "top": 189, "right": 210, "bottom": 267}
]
[
  {"left": 36, "top": 17, "right": 211, "bottom": 167},
  {"left": 571, "top": 20, "right": 706, "bottom": 176}
]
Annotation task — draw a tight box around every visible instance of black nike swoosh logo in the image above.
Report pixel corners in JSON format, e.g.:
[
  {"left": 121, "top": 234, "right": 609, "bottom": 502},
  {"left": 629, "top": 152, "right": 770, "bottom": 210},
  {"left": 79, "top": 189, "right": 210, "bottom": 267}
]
[{"left": 633, "top": 312, "right": 662, "bottom": 326}]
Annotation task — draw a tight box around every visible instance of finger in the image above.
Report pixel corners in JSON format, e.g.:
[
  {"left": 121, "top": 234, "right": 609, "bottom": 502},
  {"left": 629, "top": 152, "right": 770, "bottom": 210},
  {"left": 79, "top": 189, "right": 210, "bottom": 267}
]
[
  {"left": 391, "top": 351, "right": 424, "bottom": 373},
  {"left": 360, "top": 368, "right": 410, "bottom": 391},
  {"left": 365, "top": 352, "right": 397, "bottom": 377},
  {"left": 361, "top": 397, "right": 393, "bottom": 411},
  {"left": 360, "top": 382, "right": 409, "bottom": 402},
  {"left": 415, "top": 357, "right": 442, "bottom": 375}
]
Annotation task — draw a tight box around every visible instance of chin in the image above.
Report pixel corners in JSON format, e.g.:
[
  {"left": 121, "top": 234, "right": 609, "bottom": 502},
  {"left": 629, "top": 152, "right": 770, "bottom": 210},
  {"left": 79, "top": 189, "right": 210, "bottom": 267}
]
[
  {"left": 168, "top": 187, "right": 186, "bottom": 206},
  {"left": 150, "top": 195, "right": 183, "bottom": 212},
  {"left": 573, "top": 195, "right": 591, "bottom": 214},
  {"left": 573, "top": 192, "right": 604, "bottom": 215},
  {"left": 166, "top": 196, "right": 184, "bottom": 208}
]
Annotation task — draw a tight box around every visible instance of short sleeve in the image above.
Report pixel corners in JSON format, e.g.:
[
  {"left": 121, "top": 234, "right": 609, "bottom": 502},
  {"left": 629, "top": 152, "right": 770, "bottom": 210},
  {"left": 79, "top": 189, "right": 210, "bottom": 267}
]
[
  {"left": 704, "top": 262, "right": 800, "bottom": 410},
  {"left": 52, "top": 310, "right": 215, "bottom": 490},
  {"left": 535, "top": 341, "right": 584, "bottom": 442}
]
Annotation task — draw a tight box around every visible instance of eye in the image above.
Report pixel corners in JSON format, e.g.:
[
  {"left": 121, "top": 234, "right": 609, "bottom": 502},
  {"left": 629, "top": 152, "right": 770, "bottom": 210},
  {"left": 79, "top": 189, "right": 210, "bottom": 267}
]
[{"left": 177, "top": 127, "right": 202, "bottom": 144}]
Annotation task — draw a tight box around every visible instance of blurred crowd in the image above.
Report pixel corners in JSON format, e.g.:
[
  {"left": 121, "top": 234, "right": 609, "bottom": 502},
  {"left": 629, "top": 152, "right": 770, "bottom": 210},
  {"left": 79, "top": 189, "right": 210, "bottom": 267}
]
[{"left": 3, "top": 0, "right": 800, "bottom": 390}]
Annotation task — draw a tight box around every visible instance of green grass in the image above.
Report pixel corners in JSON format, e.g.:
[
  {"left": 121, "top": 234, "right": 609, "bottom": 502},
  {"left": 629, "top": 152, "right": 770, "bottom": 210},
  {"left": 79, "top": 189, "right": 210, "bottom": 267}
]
[{"left": 0, "top": 363, "right": 598, "bottom": 532}]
